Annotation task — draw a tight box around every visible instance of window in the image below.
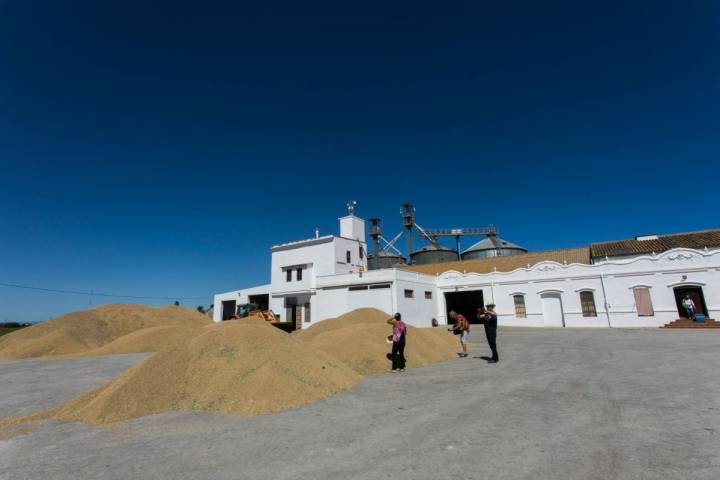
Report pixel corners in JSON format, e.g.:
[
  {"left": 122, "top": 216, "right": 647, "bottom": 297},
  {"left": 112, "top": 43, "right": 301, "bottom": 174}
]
[
  {"left": 304, "top": 303, "right": 311, "bottom": 323},
  {"left": 369, "top": 284, "right": 391, "bottom": 289},
  {"left": 513, "top": 295, "right": 527, "bottom": 318},
  {"left": 359, "top": 245, "right": 364, "bottom": 259},
  {"left": 633, "top": 287, "right": 654, "bottom": 316},
  {"left": 296, "top": 268, "right": 302, "bottom": 281},
  {"left": 286, "top": 269, "right": 292, "bottom": 282},
  {"left": 346, "top": 250, "right": 351, "bottom": 264},
  {"left": 424, "top": 291, "right": 432, "bottom": 300},
  {"left": 404, "top": 289, "right": 414, "bottom": 299},
  {"left": 348, "top": 285, "right": 369, "bottom": 291},
  {"left": 580, "top": 291, "right": 597, "bottom": 317}
]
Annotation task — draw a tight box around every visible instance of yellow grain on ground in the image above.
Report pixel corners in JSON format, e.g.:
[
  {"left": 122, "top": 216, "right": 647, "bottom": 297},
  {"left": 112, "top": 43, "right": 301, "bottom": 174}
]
[
  {"left": 296, "top": 308, "right": 460, "bottom": 374},
  {"left": 0, "top": 304, "right": 211, "bottom": 359},
  {"left": 52, "top": 320, "right": 362, "bottom": 425},
  {"left": 0, "top": 306, "right": 460, "bottom": 428}
]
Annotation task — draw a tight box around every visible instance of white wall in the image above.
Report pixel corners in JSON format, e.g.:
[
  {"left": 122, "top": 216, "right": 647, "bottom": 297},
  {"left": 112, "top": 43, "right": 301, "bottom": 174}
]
[
  {"left": 271, "top": 237, "right": 335, "bottom": 291},
  {"left": 312, "top": 286, "right": 393, "bottom": 327},
  {"left": 213, "top": 284, "right": 271, "bottom": 322},
  {"left": 312, "top": 269, "right": 435, "bottom": 327},
  {"left": 339, "top": 215, "right": 366, "bottom": 243},
  {"left": 393, "top": 272, "right": 438, "bottom": 327},
  {"left": 333, "top": 237, "right": 368, "bottom": 274},
  {"left": 435, "top": 248, "right": 720, "bottom": 328}
]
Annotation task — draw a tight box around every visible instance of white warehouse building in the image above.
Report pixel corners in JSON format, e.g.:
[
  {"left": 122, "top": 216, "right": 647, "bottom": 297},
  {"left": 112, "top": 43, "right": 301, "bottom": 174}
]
[{"left": 214, "top": 210, "right": 720, "bottom": 329}]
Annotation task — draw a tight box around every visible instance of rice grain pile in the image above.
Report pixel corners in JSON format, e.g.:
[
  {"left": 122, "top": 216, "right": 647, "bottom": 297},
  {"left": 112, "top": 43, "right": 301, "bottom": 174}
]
[
  {"left": 297, "top": 308, "right": 459, "bottom": 374},
  {"left": 0, "top": 306, "right": 460, "bottom": 428},
  {"left": 52, "top": 320, "right": 362, "bottom": 424},
  {"left": 0, "top": 304, "right": 210, "bottom": 359}
]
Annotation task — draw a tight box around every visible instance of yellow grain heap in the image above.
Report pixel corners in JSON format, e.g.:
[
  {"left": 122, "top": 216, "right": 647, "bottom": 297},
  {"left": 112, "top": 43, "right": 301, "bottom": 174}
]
[
  {"left": 297, "top": 308, "right": 459, "bottom": 374},
  {"left": 53, "top": 320, "right": 362, "bottom": 424},
  {"left": 0, "top": 304, "right": 211, "bottom": 358},
  {"left": 0, "top": 305, "right": 460, "bottom": 427}
]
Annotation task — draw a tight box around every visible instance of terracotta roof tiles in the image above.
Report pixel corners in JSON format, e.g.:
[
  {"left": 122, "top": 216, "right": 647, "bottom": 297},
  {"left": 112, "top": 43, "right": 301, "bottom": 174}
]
[{"left": 590, "top": 229, "right": 720, "bottom": 259}]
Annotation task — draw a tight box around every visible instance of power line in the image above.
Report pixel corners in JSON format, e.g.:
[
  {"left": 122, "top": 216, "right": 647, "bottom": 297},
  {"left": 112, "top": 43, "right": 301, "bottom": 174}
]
[{"left": 0, "top": 282, "right": 207, "bottom": 301}]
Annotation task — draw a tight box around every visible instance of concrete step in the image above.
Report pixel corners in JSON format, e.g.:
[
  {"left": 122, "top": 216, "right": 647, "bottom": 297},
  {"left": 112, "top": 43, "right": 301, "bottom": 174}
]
[
  {"left": 663, "top": 318, "right": 720, "bottom": 328},
  {"left": 664, "top": 325, "right": 720, "bottom": 328}
]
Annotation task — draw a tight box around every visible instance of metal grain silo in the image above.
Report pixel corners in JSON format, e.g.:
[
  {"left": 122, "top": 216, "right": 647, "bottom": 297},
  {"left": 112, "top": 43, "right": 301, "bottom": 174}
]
[
  {"left": 410, "top": 245, "right": 459, "bottom": 265},
  {"left": 367, "top": 251, "right": 406, "bottom": 270},
  {"left": 461, "top": 234, "right": 527, "bottom": 260}
]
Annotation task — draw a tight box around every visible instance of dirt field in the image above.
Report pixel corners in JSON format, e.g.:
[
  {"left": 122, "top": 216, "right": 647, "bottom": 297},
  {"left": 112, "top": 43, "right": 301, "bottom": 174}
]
[{"left": 2, "top": 328, "right": 719, "bottom": 480}]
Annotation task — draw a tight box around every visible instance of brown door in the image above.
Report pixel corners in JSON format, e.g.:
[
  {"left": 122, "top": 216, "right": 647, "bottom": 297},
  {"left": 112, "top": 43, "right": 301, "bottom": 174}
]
[
  {"left": 294, "top": 307, "right": 303, "bottom": 331},
  {"left": 673, "top": 286, "right": 708, "bottom": 318}
]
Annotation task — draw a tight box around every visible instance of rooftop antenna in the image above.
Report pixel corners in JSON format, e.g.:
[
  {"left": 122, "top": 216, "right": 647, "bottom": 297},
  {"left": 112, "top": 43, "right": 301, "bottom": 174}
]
[{"left": 347, "top": 200, "right": 357, "bottom": 216}]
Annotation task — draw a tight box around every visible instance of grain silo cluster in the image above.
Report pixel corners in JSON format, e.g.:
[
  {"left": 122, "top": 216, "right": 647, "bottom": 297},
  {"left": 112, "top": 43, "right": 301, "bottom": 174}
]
[{"left": 367, "top": 202, "right": 527, "bottom": 269}]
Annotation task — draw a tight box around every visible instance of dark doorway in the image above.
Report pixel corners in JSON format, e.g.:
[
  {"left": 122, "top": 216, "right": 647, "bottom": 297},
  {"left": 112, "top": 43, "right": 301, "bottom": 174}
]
[
  {"left": 221, "top": 300, "right": 237, "bottom": 320},
  {"left": 285, "top": 297, "right": 298, "bottom": 332},
  {"left": 445, "top": 290, "right": 484, "bottom": 324},
  {"left": 673, "top": 286, "right": 708, "bottom": 318},
  {"left": 248, "top": 294, "right": 269, "bottom": 311}
]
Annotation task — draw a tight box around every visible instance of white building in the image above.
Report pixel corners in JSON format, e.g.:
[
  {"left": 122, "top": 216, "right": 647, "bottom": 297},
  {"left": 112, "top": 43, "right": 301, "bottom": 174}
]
[{"left": 214, "top": 210, "right": 720, "bottom": 329}]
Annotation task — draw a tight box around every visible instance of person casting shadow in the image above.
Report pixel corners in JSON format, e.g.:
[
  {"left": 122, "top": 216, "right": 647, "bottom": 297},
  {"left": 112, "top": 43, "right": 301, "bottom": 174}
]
[
  {"left": 477, "top": 304, "right": 499, "bottom": 363},
  {"left": 387, "top": 313, "right": 407, "bottom": 372}
]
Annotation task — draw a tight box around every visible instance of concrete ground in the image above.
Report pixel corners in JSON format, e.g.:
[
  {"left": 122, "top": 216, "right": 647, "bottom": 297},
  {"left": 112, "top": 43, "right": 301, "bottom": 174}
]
[{"left": 1, "top": 329, "right": 718, "bottom": 480}]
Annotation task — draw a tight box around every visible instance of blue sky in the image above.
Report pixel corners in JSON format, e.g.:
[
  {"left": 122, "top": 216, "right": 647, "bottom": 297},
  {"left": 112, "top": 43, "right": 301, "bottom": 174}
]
[{"left": 1, "top": 1, "right": 719, "bottom": 323}]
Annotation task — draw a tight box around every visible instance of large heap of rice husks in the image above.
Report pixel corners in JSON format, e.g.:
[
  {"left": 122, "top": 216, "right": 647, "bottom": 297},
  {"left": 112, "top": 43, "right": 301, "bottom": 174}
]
[
  {"left": 296, "top": 308, "right": 459, "bottom": 374},
  {"left": 0, "top": 304, "right": 210, "bottom": 358},
  {"left": 0, "top": 305, "right": 460, "bottom": 426}
]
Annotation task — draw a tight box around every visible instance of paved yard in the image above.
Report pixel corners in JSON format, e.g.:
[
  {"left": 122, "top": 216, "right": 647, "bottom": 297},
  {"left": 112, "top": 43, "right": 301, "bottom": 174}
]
[{"left": 1, "top": 329, "right": 719, "bottom": 480}]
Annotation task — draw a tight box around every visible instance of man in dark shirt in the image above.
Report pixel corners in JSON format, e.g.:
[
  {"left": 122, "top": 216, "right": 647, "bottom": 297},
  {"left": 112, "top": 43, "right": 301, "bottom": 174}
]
[{"left": 477, "top": 303, "right": 499, "bottom": 363}]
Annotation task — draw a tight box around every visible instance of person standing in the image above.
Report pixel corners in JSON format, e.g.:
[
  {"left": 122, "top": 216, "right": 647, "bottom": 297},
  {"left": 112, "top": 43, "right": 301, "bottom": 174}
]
[
  {"left": 682, "top": 294, "right": 696, "bottom": 320},
  {"left": 448, "top": 310, "right": 470, "bottom": 357},
  {"left": 387, "top": 313, "right": 407, "bottom": 372},
  {"left": 477, "top": 304, "right": 499, "bottom": 363}
]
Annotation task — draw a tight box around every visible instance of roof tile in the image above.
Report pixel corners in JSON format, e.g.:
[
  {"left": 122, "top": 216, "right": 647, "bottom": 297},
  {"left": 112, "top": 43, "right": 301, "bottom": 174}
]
[
  {"left": 402, "top": 247, "right": 590, "bottom": 275},
  {"left": 590, "top": 229, "right": 720, "bottom": 259}
]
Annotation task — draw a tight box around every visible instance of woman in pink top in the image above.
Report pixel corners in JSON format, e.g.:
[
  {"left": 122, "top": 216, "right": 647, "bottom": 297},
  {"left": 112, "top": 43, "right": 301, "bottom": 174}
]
[{"left": 387, "top": 313, "right": 407, "bottom": 372}]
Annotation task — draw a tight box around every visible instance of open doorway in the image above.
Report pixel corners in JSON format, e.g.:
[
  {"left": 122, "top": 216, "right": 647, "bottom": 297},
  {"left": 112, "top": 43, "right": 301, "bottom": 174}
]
[
  {"left": 248, "top": 294, "right": 269, "bottom": 311},
  {"left": 444, "top": 290, "right": 484, "bottom": 324},
  {"left": 221, "top": 300, "right": 237, "bottom": 320},
  {"left": 673, "top": 286, "right": 708, "bottom": 318}
]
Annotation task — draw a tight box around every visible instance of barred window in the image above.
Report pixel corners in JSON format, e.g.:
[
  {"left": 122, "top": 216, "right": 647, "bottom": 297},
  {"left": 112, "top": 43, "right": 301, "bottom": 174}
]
[
  {"left": 404, "top": 289, "right": 414, "bottom": 299},
  {"left": 580, "top": 291, "right": 597, "bottom": 317},
  {"left": 513, "top": 295, "right": 526, "bottom": 318},
  {"left": 425, "top": 291, "right": 432, "bottom": 300}
]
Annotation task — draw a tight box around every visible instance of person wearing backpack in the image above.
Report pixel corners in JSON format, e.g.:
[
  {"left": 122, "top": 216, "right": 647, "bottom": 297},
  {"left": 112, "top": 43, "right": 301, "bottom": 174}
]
[
  {"left": 387, "top": 313, "right": 407, "bottom": 372},
  {"left": 448, "top": 310, "right": 469, "bottom": 357}
]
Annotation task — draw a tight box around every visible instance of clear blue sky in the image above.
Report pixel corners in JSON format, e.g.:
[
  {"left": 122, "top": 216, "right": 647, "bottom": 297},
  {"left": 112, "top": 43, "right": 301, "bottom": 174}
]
[{"left": 1, "top": 1, "right": 719, "bottom": 323}]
